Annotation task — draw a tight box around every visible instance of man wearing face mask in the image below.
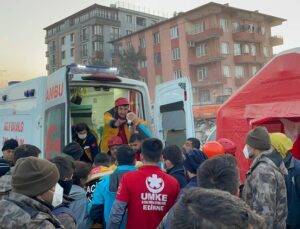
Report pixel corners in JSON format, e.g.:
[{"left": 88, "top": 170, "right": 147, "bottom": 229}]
[
  {"left": 242, "top": 126, "right": 288, "bottom": 229},
  {"left": 0, "top": 157, "right": 64, "bottom": 228},
  {"left": 101, "top": 97, "right": 143, "bottom": 153},
  {"left": 74, "top": 123, "right": 99, "bottom": 164},
  {"left": 50, "top": 156, "right": 76, "bottom": 229}
]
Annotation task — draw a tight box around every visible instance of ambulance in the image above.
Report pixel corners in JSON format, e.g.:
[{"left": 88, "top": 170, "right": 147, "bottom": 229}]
[{"left": 0, "top": 64, "right": 194, "bottom": 158}]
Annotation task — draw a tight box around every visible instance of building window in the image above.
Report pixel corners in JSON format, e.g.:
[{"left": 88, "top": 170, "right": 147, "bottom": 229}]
[
  {"left": 243, "top": 44, "right": 250, "bottom": 54},
  {"left": 263, "top": 46, "right": 269, "bottom": 57},
  {"left": 127, "top": 42, "right": 132, "bottom": 49},
  {"left": 126, "top": 14, "right": 133, "bottom": 23},
  {"left": 223, "top": 65, "right": 231, "bottom": 77},
  {"left": 154, "top": 53, "right": 161, "bottom": 64},
  {"left": 111, "top": 27, "right": 119, "bottom": 40},
  {"left": 170, "top": 26, "right": 179, "bottom": 39},
  {"left": 196, "top": 44, "right": 207, "bottom": 57},
  {"left": 199, "top": 89, "right": 210, "bottom": 103},
  {"left": 174, "top": 69, "right": 182, "bottom": 79},
  {"left": 197, "top": 66, "right": 208, "bottom": 81},
  {"left": 250, "top": 44, "right": 256, "bottom": 56},
  {"left": 235, "top": 66, "right": 244, "bottom": 78},
  {"left": 260, "top": 26, "right": 266, "bottom": 35},
  {"left": 93, "top": 25, "right": 103, "bottom": 35},
  {"left": 221, "top": 42, "right": 229, "bottom": 54},
  {"left": 126, "top": 30, "right": 132, "bottom": 35},
  {"left": 252, "top": 66, "right": 258, "bottom": 75},
  {"left": 234, "top": 43, "right": 241, "bottom": 56},
  {"left": 220, "top": 19, "right": 228, "bottom": 32},
  {"left": 61, "top": 51, "right": 65, "bottom": 59},
  {"left": 232, "top": 22, "right": 239, "bottom": 32},
  {"left": 153, "top": 32, "right": 160, "bottom": 44},
  {"left": 51, "top": 55, "right": 56, "bottom": 65},
  {"left": 61, "top": 36, "right": 65, "bottom": 45},
  {"left": 140, "top": 59, "right": 147, "bottom": 68},
  {"left": 93, "top": 41, "right": 103, "bottom": 52},
  {"left": 136, "top": 17, "right": 146, "bottom": 26},
  {"left": 172, "top": 48, "right": 180, "bottom": 60},
  {"left": 81, "top": 44, "right": 88, "bottom": 57},
  {"left": 156, "top": 75, "right": 162, "bottom": 84},
  {"left": 70, "top": 48, "right": 74, "bottom": 57},
  {"left": 70, "top": 33, "right": 74, "bottom": 43},
  {"left": 192, "top": 87, "right": 197, "bottom": 94},
  {"left": 139, "top": 37, "right": 145, "bottom": 48},
  {"left": 81, "top": 27, "right": 88, "bottom": 41},
  {"left": 223, "top": 88, "right": 232, "bottom": 95},
  {"left": 195, "top": 21, "right": 205, "bottom": 33}
]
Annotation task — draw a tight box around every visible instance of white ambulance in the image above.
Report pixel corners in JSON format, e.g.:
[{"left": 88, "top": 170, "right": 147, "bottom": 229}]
[{"left": 0, "top": 64, "right": 194, "bottom": 158}]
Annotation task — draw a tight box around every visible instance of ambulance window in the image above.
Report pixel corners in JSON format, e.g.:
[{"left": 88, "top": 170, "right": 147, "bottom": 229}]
[
  {"left": 70, "top": 87, "right": 145, "bottom": 141},
  {"left": 44, "top": 103, "right": 65, "bottom": 159}
]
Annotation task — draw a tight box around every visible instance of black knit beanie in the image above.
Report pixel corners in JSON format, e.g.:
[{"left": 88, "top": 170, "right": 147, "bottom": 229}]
[
  {"left": 183, "top": 149, "right": 208, "bottom": 174},
  {"left": 12, "top": 157, "right": 59, "bottom": 197},
  {"left": 2, "top": 139, "right": 18, "bottom": 151},
  {"left": 246, "top": 127, "right": 271, "bottom": 151},
  {"left": 63, "top": 142, "right": 84, "bottom": 161}
]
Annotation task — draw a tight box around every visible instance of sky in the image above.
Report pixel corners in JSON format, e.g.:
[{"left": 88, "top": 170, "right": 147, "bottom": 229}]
[{"left": 0, "top": 0, "right": 299, "bottom": 84}]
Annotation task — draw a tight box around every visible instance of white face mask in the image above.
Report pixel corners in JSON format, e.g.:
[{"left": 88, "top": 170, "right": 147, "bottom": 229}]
[
  {"left": 52, "top": 183, "right": 64, "bottom": 207},
  {"left": 243, "top": 145, "right": 250, "bottom": 159},
  {"left": 78, "top": 133, "right": 87, "bottom": 140}
]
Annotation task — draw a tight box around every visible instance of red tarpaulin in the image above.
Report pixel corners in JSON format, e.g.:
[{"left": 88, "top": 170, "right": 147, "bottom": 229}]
[{"left": 217, "top": 48, "right": 300, "bottom": 183}]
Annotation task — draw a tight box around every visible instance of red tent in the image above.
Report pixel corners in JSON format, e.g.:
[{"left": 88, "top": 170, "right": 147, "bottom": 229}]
[{"left": 217, "top": 48, "right": 300, "bottom": 183}]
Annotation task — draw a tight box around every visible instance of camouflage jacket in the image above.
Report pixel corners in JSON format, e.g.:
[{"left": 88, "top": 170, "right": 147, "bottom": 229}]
[
  {"left": 0, "top": 173, "right": 12, "bottom": 199},
  {"left": 0, "top": 192, "right": 64, "bottom": 229},
  {"left": 243, "top": 150, "right": 288, "bottom": 229}
]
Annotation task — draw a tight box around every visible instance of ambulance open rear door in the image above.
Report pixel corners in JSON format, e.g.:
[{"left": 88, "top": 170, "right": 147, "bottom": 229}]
[{"left": 153, "top": 77, "right": 195, "bottom": 147}]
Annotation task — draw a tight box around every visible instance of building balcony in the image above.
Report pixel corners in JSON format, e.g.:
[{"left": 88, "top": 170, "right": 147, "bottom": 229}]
[
  {"left": 92, "top": 34, "right": 104, "bottom": 42},
  {"left": 189, "top": 55, "right": 224, "bottom": 66},
  {"left": 186, "top": 28, "right": 223, "bottom": 43},
  {"left": 232, "top": 32, "right": 266, "bottom": 43},
  {"left": 270, "top": 36, "right": 283, "bottom": 46},
  {"left": 92, "top": 51, "right": 104, "bottom": 58},
  {"left": 234, "top": 55, "right": 266, "bottom": 64},
  {"left": 45, "top": 51, "right": 49, "bottom": 57},
  {"left": 234, "top": 76, "right": 250, "bottom": 87},
  {"left": 192, "top": 80, "right": 223, "bottom": 88}
]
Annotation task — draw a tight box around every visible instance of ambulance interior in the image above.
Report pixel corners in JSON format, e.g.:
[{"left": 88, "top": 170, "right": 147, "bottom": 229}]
[{"left": 69, "top": 86, "right": 145, "bottom": 145}]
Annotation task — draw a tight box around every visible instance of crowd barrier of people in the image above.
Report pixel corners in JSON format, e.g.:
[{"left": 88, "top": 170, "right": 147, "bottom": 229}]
[{"left": 0, "top": 97, "right": 299, "bottom": 229}]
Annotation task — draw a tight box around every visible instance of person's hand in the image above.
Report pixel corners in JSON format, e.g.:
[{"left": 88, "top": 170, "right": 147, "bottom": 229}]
[
  {"left": 127, "top": 112, "right": 138, "bottom": 125},
  {"left": 115, "top": 119, "right": 126, "bottom": 127}
]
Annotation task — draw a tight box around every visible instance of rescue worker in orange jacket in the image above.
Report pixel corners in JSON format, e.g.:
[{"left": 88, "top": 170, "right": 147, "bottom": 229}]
[{"left": 100, "top": 97, "right": 142, "bottom": 153}]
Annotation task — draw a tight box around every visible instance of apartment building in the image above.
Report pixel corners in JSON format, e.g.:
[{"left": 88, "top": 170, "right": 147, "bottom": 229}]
[
  {"left": 44, "top": 4, "right": 165, "bottom": 74},
  {"left": 113, "top": 2, "right": 285, "bottom": 104}
]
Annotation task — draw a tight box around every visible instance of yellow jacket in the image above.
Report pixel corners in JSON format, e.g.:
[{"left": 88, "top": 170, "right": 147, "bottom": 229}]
[
  {"left": 100, "top": 109, "right": 145, "bottom": 153},
  {"left": 100, "top": 111, "right": 130, "bottom": 153}
]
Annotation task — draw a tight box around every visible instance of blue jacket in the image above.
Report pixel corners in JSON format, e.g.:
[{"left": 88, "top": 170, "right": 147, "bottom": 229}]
[
  {"left": 284, "top": 153, "right": 300, "bottom": 226},
  {"left": 88, "top": 165, "right": 137, "bottom": 228},
  {"left": 160, "top": 176, "right": 197, "bottom": 229},
  {"left": 69, "top": 185, "right": 92, "bottom": 229}
]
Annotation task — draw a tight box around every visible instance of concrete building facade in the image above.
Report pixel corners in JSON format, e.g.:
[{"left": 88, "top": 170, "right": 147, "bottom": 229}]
[
  {"left": 44, "top": 4, "right": 165, "bottom": 74},
  {"left": 113, "top": 2, "right": 285, "bottom": 104}
]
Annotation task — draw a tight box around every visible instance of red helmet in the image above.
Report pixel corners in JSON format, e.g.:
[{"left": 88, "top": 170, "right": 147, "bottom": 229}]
[
  {"left": 108, "top": 136, "right": 123, "bottom": 147},
  {"left": 202, "top": 141, "right": 225, "bottom": 158},
  {"left": 115, "top": 97, "right": 129, "bottom": 107},
  {"left": 217, "top": 138, "right": 236, "bottom": 156}
]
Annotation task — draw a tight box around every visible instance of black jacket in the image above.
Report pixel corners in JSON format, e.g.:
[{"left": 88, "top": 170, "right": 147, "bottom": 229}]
[{"left": 166, "top": 163, "right": 188, "bottom": 189}]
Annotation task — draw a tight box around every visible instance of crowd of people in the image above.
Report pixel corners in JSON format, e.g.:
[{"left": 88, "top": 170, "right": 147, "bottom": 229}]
[{"left": 0, "top": 97, "right": 299, "bottom": 229}]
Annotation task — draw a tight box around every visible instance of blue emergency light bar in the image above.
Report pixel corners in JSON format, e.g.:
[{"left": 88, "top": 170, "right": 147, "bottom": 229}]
[{"left": 67, "top": 64, "right": 118, "bottom": 75}]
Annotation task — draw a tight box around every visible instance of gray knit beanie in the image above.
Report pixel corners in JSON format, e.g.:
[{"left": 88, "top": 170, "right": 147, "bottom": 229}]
[
  {"left": 246, "top": 127, "right": 271, "bottom": 150},
  {"left": 12, "top": 157, "right": 59, "bottom": 197}
]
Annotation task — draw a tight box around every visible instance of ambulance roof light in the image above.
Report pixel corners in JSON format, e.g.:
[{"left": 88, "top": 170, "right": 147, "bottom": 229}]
[{"left": 68, "top": 64, "right": 119, "bottom": 75}]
